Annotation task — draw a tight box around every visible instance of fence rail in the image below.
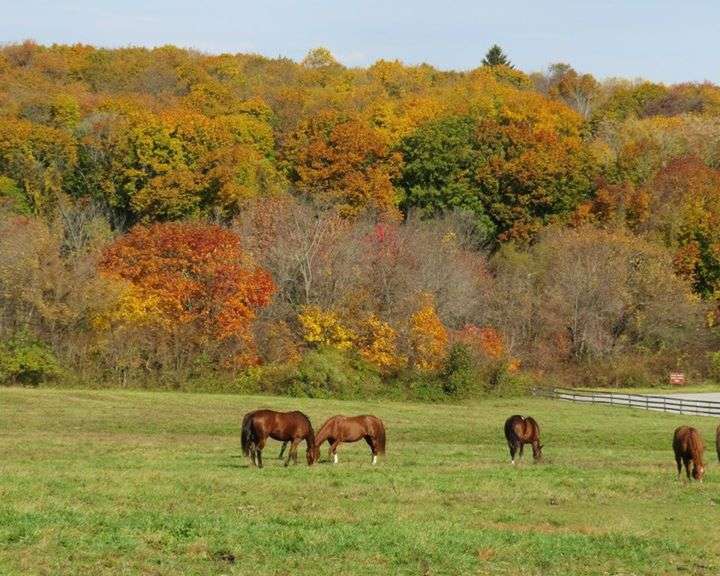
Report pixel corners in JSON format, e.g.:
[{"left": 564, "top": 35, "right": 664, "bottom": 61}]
[{"left": 533, "top": 387, "right": 720, "bottom": 417}]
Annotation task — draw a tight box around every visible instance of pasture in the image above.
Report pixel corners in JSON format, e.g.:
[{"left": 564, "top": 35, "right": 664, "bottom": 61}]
[{"left": 1, "top": 388, "right": 719, "bottom": 575}]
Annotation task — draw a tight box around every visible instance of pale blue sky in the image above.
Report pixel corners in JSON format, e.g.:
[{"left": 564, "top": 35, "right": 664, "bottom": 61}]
[{"left": 2, "top": 0, "right": 719, "bottom": 83}]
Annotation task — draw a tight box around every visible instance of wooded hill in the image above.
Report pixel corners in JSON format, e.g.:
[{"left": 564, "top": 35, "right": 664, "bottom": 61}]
[{"left": 1, "top": 42, "right": 719, "bottom": 395}]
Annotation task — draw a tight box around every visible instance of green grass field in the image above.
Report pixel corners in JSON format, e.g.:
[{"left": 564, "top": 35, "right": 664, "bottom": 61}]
[{"left": 2, "top": 388, "right": 719, "bottom": 575}]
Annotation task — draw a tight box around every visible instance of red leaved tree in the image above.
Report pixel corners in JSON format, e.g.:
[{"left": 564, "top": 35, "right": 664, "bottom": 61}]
[{"left": 100, "top": 222, "right": 274, "bottom": 367}]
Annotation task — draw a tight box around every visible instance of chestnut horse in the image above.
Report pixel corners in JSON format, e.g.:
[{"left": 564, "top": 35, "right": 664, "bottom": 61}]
[
  {"left": 307, "top": 415, "right": 386, "bottom": 464},
  {"left": 673, "top": 426, "right": 705, "bottom": 481},
  {"left": 504, "top": 415, "right": 543, "bottom": 464},
  {"left": 241, "top": 409, "right": 318, "bottom": 468}
]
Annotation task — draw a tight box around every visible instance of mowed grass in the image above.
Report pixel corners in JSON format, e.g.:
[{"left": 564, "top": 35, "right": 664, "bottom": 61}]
[{"left": 1, "top": 389, "right": 719, "bottom": 576}]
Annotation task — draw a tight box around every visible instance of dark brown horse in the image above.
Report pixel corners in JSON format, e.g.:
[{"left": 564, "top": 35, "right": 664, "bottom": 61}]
[
  {"left": 308, "top": 415, "right": 386, "bottom": 464},
  {"left": 241, "top": 410, "right": 318, "bottom": 468},
  {"left": 504, "top": 415, "right": 543, "bottom": 464},
  {"left": 673, "top": 426, "right": 705, "bottom": 481}
]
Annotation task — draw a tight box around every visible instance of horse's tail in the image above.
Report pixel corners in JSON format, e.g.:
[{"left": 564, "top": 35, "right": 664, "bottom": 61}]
[
  {"left": 241, "top": 412, "right": 255, "bottom": 456},
  {"left": 375, "top": 419, "right": 386, "bottom": 455},
  {"left": 504, "top": 416, "right": 517, "bottom": 442}
]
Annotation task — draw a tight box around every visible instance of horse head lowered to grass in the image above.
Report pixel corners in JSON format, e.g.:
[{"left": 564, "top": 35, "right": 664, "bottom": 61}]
[
  {"left": 504, "top": 415, "right": 543, "bottom": 465},
  {"left": 241, "top": 409, "right": 319, "bottom": 468},
  {"left": 311, "top": 414, "right": 386, "bottom": 464},
  {"left": 673, "top": 425, "right": 705, "bottom": 482}
]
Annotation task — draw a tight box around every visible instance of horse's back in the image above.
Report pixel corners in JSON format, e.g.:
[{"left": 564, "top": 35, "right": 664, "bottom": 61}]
[
  {"left": 505, "top": 415, "right": 539, "bottom": 442},
  {"left": 525, "top": 416, "right": 540, "bottom": 432},
  {"left": 246, "top": 409, "right": 313, "bottom": 437},
  {"left": 331, "top": 414, "right": 384, "bottom": 441},
  {"left": 286, "top": 410, "right": 313, "bottom": 426},
  {"left": 674, "top": 426, "right": 703, "bottom": 457},
  {"left": 357, "top": 414, "right": 383, "bottom": 426},
  {"left": 364, "top": 415, "right": 385, "bottom": 436},
  {"left": 673, "top": 425, "right": 693, "bottom": 446}
]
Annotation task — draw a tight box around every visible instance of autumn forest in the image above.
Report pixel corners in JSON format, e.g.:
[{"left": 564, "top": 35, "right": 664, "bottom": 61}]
[{"left": 2, "top": 41, "right": 720, "bottom": 397}]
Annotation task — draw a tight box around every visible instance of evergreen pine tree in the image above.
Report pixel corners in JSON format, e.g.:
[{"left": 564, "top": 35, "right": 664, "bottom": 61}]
[{"left": 482, "top": 44, "right": 512, "bottom": 68}]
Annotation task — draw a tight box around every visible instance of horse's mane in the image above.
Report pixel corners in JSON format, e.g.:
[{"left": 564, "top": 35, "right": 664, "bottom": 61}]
[{"left": 314, "top": 415, "right": 340, "bottom": 446}]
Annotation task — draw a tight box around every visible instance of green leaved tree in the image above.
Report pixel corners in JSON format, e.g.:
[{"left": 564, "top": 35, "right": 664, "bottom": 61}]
[{"left": 482, "top": 44, "right": 512, "bottom": 68}]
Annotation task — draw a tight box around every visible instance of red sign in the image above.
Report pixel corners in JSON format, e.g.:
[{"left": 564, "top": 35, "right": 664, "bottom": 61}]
[{"left": 669, "top": 372, "right": 686, "bottom": 386}]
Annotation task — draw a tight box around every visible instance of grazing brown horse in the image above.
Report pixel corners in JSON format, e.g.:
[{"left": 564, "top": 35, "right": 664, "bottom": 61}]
[
  {"left": 241, "top": 410, "right": 318, "bottom": 468},
  {"left": 311, "top": 415, "right": 386, "bottom": 464},
  {"left": 673, "top": 426, "right": 705, "bottom": 482},
  {"left": 504, "top": 415, "right": 543, "bottom": 465}
]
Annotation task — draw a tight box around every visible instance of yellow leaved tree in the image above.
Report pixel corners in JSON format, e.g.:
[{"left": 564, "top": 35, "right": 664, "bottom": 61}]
[{"left": 409, "top": 294, "right": 448, "bottom": 371}]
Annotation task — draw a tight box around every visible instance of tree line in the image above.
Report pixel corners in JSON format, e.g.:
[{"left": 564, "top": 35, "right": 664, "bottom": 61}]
[{"left": 1, "top": 42, "right": 719, "bottom": 396}]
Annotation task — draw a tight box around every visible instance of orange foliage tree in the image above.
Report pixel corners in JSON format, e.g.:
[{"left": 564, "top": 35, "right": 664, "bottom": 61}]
[
  {"left": 642, "top": 158, "right": 720, "bottom": 296},
  {"left": 409, "top": 294, "right": 448, "bottom": 371},
  {"left": 100, "top": 222, "right": 274, "bottom": 365},
  {"left": 454, "top": 325, "right": 505, "bottom": 360},
  {"left": 284, "top": 112, "right": 402, "bottom": 218},
  {"left": 355, "top": 314, "right": 405, "bottom": 371}
]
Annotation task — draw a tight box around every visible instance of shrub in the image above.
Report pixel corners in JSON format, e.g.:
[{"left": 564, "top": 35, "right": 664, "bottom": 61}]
[
  {"left": 708, "top": 351, "right": 720, "bottom": 382},
  {"left": 482, "top": 362, "right": 534, "bottom": 397},
  {"left": 573, "top": 357, "right": 657, "bottom": 389},
  {"left": 439, "top": 343, "right": 482, "bottom": 397},
  {"left": 0, "top": 334, "right": 61, "bottom": 386},
  {"left": 401, "top": 371, "right": 448, "bottom": 402},
  {"left": 0, "top": 176, "right": 30, "bottom": 214},
  {"left": 281, "top": 347, "right": 383, "bottom": 399}
]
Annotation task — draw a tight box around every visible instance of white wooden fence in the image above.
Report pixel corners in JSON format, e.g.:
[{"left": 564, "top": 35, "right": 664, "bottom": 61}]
[{"left": 533, "top": 387, "right": 720, "bottom": 417}]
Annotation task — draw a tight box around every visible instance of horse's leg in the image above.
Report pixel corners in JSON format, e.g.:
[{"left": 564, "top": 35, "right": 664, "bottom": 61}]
[
  {"left": 518, "top": 442, "right": 525, "bottom": 459},
  {"left": 256, "top": 436, "right": 267, "bottom": 469},
  {"left": 248, "top": 434, "right": 258, "bottom": 467},
  {"left": 364, "top": 436, "right": 378, "bottom": 464},
  {"left": 278, "top": 441, "right": 288, "bottom": 460},
  {"left": 531, "top": 440, "right": 540, "bottom": 462},
  {"left": 326, "top": 437, "right": 335, "bottom": 461},
  {"left": 507, "top": 440, "right": 517, "bottom": 464},
  {"left": 330, "top": 439, "right": 341, "bottom": 464},
  {"left": 684, "top": 457, "right": 691, "bottom": 480},
  {"left": 292, "top": 439, "right": 300, "bottom": 465},
  {"left": 285, "top": 439, "right": 300, "bottom": 467},
  {"left": 675, "top": 455, "right": 682, "bottom": 479}
]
